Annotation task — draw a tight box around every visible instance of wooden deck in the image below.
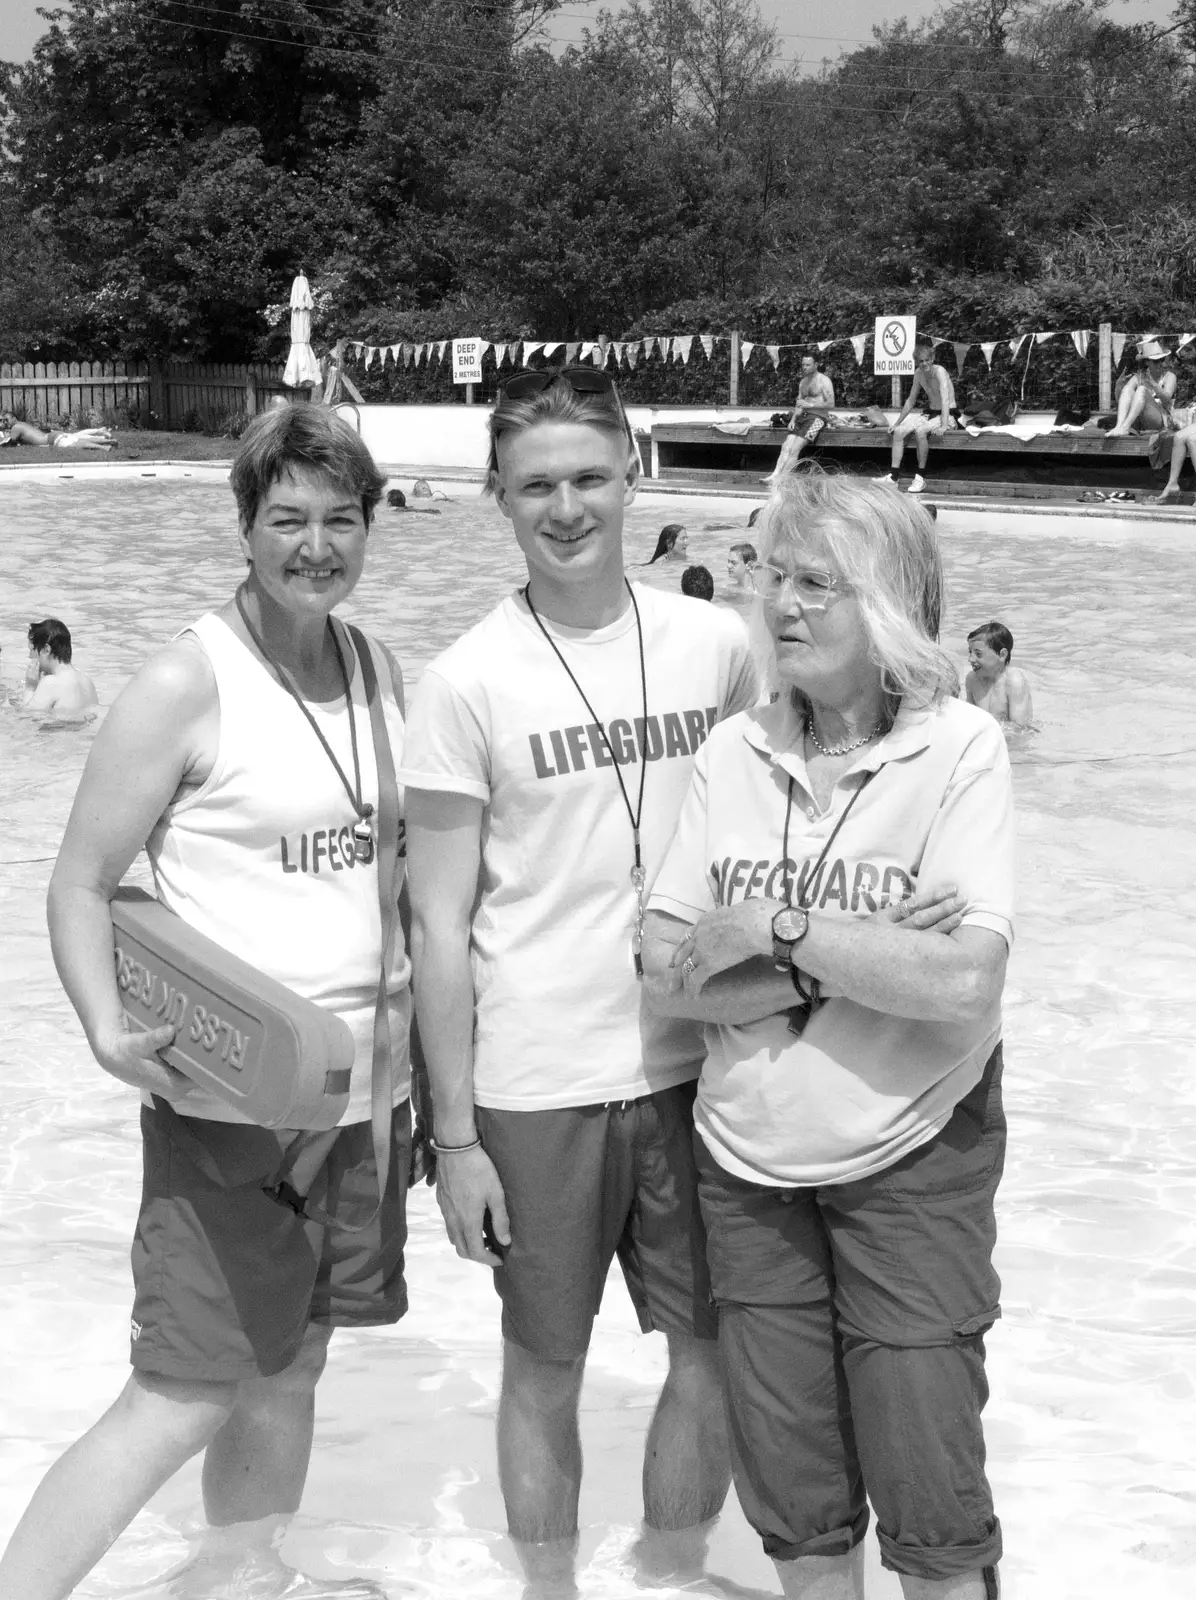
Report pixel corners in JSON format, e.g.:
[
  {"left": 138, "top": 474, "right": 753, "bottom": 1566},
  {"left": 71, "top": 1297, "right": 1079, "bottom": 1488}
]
[{"left": 649, "top": 422, "right": 1174, "bottom": 491}]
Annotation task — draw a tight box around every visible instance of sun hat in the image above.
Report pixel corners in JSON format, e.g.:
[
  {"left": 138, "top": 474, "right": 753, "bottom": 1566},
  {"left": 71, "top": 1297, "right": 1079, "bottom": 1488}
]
[{"left": 1138, "top": 337, "right": 1170, "bottom": 361}]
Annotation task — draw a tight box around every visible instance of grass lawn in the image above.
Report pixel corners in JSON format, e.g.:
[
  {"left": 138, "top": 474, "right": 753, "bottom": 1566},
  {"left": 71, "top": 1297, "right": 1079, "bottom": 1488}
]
[{"left": 0, "top": 430, "right": 234, "bottom": 466}]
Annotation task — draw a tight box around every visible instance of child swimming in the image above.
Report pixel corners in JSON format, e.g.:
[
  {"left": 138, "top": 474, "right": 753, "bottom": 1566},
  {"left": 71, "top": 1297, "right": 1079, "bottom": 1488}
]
[{"left": 965, "top": 621, "right": 1034, "bottom": 726}]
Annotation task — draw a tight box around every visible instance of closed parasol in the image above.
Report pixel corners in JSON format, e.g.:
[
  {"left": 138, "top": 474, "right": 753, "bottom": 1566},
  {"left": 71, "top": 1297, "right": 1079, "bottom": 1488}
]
[{"left": 282, "top": 272, "right": 322, "bottom": 390}]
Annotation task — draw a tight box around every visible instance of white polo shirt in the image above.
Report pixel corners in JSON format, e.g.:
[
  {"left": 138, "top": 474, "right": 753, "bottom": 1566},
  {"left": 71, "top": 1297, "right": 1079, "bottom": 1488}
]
[{"left": 649, "top": 694, "right": 1015, "bottom": 1187}]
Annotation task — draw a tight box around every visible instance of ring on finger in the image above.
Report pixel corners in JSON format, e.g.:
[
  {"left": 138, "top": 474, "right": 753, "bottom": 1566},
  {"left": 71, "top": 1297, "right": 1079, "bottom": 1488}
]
[{"left": 681, "top": 956, "right": 698, "bottom": 979}]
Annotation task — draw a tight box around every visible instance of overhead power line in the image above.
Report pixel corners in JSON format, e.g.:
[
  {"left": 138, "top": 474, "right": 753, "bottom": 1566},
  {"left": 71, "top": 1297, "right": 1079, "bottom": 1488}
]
[{"left": 133, "top": 5, "right": 1139, "bottom": 108}]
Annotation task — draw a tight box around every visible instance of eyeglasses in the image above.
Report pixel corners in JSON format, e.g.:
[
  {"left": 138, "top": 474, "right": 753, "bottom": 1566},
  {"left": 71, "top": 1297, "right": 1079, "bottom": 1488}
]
[
  {"left": 501, "top": 365, "right": 616, "bottom": 400},
  {"left": 748, "top": 563, "right": 846, "bottom": 612}
]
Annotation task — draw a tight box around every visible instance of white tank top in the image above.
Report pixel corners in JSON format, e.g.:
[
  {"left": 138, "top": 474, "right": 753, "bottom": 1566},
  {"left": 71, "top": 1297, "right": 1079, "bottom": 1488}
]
[{"left": 146, "top": 612, "right": 411, "bottom": 1125}]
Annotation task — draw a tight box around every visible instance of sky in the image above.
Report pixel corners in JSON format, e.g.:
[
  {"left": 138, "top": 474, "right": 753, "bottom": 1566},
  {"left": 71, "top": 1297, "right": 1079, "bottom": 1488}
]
[{"left": 0, "top": 0, "right": 1176, "bottom": 71}]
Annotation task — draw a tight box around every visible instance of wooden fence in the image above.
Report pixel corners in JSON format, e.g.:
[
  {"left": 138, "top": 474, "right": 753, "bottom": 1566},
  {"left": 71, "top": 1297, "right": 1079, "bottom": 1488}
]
[
  {"left": 0, "top": 360, "right": 150, "bottom": 424},
  {"left": 0, "top": 359, "right": 287, "bottom": 429}
]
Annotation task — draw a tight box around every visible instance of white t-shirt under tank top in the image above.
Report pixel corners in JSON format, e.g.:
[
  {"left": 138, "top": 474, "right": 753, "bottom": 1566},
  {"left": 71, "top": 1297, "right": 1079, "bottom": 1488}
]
[{"left": 145, "top": 612, "right": 411, "bottom": 1125}]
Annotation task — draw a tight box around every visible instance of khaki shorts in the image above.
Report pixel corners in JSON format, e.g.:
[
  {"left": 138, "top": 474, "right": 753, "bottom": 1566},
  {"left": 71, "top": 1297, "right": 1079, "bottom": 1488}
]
[
  {"left": 698, "top": 1046, "right": 1005, "bottom": 1585},
  {"left": 475, "top": 1082, "right": 716, "bottom": 1361},
  {"left": 130, "top": 1098, "right": 411, "bottom": 1381}
]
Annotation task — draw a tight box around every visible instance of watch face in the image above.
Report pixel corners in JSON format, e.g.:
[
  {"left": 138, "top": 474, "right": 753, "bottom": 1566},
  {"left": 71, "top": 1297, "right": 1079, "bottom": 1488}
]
[{"left": 772, "top": 906, "right": 809, "bottom": 942}]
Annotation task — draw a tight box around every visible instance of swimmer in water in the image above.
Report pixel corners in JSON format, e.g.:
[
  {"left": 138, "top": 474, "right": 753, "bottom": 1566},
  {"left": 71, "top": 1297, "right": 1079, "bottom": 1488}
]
[
  {"left": 680, "top": 564, "right": 715, "bottom": 600},
  {"left": 965, "top": 620, "right": 1034, "bottom": 726},
  {"left": 725, "top": 540, "right": 757, "bottom": 594},
  {"left": 18, "top": 618, "right": 98, "bottom": 715},
  {"left": 645, "top": 522, "right": 688, "bottom": 563}
]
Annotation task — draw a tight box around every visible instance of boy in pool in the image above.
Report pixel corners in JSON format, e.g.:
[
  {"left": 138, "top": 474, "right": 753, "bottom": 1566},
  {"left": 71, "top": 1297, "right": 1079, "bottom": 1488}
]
[
  {"left": 20, "top": 618, "right": 99, "bottom": 715},
  {"left": 965, "top": 621, "right": 1034, "bottom": 726}
]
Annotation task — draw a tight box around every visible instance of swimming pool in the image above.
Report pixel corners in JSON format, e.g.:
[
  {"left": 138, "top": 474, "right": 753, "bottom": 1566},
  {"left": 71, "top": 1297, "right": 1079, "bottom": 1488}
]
[{"left": 2, "top": 479, "right": 1195, "bottom": 1599}]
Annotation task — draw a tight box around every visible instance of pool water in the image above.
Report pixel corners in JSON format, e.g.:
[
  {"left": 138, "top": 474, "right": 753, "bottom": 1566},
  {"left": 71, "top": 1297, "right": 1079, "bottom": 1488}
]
[{"left": 1, "top": 480, "right": 1195, "bottom": 1600}]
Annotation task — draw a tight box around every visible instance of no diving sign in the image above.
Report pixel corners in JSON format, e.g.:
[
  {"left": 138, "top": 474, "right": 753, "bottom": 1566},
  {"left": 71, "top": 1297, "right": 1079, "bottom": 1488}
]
[
  {"left": 452, "top": 338, "right": 485, "bottom": 385},
  {"left": 873, "top": 316, "right": 917, "bottom": 376}
]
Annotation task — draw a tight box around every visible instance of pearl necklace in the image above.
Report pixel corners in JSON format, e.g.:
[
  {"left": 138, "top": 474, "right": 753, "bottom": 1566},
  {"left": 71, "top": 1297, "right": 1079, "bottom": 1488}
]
[{"left": 805, "top": 719, "right": 883, "bottom": 758}]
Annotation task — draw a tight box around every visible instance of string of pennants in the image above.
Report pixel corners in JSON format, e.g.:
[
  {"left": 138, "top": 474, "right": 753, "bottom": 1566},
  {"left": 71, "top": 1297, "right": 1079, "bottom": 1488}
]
[{"left": 345, "top": 329, "right": 1196, "bottom": 375}]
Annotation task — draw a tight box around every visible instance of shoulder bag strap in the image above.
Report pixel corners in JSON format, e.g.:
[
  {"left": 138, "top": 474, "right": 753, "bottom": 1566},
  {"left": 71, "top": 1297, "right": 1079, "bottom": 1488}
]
[{"left": 262, "top": 624, "right": 399, "bottom": 1230}]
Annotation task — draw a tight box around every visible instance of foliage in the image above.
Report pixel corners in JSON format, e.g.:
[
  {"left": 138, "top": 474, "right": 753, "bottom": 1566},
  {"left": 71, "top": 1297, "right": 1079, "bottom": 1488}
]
[{"left": 0, "top": 0, "right": 1194, "bottom": 383}]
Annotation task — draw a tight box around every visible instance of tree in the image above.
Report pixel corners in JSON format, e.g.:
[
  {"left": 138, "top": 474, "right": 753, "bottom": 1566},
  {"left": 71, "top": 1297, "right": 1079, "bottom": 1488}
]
[{"left": 451, "top": 47, "right": 709, "bottom": 333}]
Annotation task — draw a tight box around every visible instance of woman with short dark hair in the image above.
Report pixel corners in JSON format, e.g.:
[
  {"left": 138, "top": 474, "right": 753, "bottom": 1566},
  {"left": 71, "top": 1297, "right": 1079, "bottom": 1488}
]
[{"left": 1, "top": 406, "right": 413, "bottom": 1597}]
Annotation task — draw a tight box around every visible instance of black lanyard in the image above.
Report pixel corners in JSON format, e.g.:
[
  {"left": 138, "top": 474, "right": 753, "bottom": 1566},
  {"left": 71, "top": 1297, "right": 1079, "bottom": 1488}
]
[
  {"left": 234, "top": 587, "right": 375, "bottom": 862},
  {"left": 781, "top": 767, "right": 873, "bottom": 910},
  {"left": 780, "top": 761, "right": 874, "bottom": 1030},
  {"left": 522, "top": 581, "right": 650, "bottom": 976}
]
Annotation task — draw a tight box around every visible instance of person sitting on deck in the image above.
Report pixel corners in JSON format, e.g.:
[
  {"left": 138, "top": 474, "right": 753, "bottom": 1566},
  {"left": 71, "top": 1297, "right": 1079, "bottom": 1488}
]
[
  {"left": 1145, "top": 403, "right": 1196, "bottom": 502},
  {"left": 1107, "top": 341, "right": 1176, "bottom": 437},
  {"left": 0, "top": 410, "right": 116, "bottom": 450},
  {"left": 884, "top": 340, "right": 957, "bottom": 494},
  {"left": 762, "top": 356, "right": 836, "bottom": 483}
]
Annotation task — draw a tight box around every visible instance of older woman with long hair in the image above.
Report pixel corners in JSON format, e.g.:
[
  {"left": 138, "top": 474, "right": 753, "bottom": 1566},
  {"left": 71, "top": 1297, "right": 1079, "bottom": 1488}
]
[{"left": 643, "top": 474, "right": 1013, "bottom": 1600}]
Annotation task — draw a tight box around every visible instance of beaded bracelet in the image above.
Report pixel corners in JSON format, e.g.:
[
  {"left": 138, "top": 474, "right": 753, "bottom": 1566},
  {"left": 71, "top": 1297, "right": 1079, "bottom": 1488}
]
[{"left": 429, "top": 1134, "right": 483, "bottom": 1155}]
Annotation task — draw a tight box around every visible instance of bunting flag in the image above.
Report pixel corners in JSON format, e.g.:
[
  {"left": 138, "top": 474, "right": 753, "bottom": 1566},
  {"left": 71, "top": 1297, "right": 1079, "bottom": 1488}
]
[
  {"left": 415, "top": 344, "right": 426, "bottom": 366},
  {"left": 403, "top": 344, "right": 415, "bottom": 368},
  {"left": 980, "top": 342, "right": 997, "bottom": 368},
  {"left": 365, "top": 346, "right": 379, "bottom": 370},
  {"left": 849, "top": 333, "right": 867, "bottom": 365},
  {"left": 436, "top": 340, "right": 449, "bottom": 363},
  {"left": 565, "top": 341, "right": 580, "bottom": 361},
  {"left": 740, "top": 340, "right": 755, "bottom": 366},
  {"left": 674, "top": 334, "right": 694, "bottom": 365},
  {"left": 817, "top": 340, "right": 835, "bottom": 353},
  {"left": 1008, "top": 335, "right": 1028, "bottom": 361},
  {"left": 580, "top": 341, "right": 596, "bottom": 362},
  {"left": 656, "top": 336, "right": 670, "bottom": 359},
  {"left": 1034, "top": 331, "right": 1055, "bottom": 345},
  {"left": 1111, "top": 332, "right": 1127, "bottom": 367},
  {"left": 952, "top": 342, "right": 971, "bottom": 377},
  {"left": 1071, "top": 330, "right": 1090, "bottom": 359},
  {"left": 700, "top": 334, "right": 714, "bottom": 360},
  {"left": 626, "top": 342, "right": 639, "bottom": 370},
  {"left": 766, "top": 345, "right": 781, "bottom": 370},
  {"left": 1177, "top": 333, "right": 1195, "bottom": 351},
  {"left": 523, "top": 341, "right": 543, "bottom": 362},
  {"left": 542, "top": 342, "right": 562, "bottom": 359}
]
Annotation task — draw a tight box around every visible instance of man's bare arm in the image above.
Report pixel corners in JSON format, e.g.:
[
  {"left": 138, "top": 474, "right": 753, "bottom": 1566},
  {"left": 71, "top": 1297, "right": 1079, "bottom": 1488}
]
[{"left": 406, "top": 788, "right": 509, "bottom": 1265}]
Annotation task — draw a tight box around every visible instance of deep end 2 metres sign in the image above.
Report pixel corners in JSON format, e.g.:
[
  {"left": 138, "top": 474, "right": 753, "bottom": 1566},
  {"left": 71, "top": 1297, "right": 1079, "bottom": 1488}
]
[{"left": 873, "top": 317, "right": 917, "bottom": 376}]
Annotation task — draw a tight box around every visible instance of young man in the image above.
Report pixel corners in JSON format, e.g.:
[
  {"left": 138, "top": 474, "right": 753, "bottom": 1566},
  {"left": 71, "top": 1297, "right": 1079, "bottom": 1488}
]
[
  {"left": 764, "top": 356, "right": 836, "bottom": 482},
  {"left": 965, "top": 621, "right": 1034, "bottom": 726},
  {"left": 0, "top": 410, "right": 411, "bottom": 1600},
  {"left": 21, "top": 617, "right": 99, "bottom": 715},
  {"left": 886, "top": 341, "right": 957, "bottom": 493},
  {"left": 401, "top": 369, "right": 758, "bottom": 1592}
]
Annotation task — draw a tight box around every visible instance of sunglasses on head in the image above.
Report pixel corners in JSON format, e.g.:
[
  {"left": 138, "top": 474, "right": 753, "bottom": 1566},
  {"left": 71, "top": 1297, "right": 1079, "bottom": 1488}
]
[{"left": 501, "top": 365, "right": 616, "bottom": 400}]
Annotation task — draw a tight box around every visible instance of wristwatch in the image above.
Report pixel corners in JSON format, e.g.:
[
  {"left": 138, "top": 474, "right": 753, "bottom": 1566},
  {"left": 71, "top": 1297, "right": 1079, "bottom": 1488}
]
[{"left": 771, "top": 905, "right": 810, "bottom": 971}]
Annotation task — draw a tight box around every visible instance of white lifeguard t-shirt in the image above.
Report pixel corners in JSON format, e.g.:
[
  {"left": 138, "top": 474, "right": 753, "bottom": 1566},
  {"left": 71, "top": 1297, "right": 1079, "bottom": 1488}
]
[
  {"left": 649, "top": 694, "right": 1015, "bottom": 1187},
  {"left": 399, "top": 584, "right": 758, "bottom": 1110}
]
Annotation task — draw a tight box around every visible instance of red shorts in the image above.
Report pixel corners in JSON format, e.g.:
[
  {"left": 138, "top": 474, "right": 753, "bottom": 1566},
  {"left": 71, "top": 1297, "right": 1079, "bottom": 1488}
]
[{"left": 130, "top": 1098, "right": 411, "bottom": 1381}]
